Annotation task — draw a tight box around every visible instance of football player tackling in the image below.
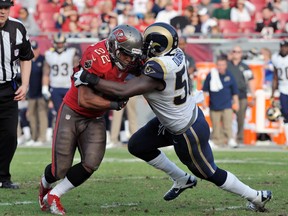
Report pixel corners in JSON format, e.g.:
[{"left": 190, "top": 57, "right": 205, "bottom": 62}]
[
  {"left": 38, "top": 25, "right": 143, "bottom": 215},
  {"left": 74, "top": 23, "right": 272, "bottom": 212}
]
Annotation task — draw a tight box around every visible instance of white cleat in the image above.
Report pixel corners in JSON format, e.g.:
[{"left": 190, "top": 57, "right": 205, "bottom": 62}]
[
  {"left": 228, "top": 138, "right": 238, "bottom": 148},
  {"left": 247, "top": 190, "right": 272, "bottom": 212}
]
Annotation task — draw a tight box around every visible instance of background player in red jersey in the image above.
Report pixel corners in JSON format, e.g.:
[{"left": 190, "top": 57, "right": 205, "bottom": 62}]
[{"left": 38, "top": 25, "right": 143, "bottom": 215}]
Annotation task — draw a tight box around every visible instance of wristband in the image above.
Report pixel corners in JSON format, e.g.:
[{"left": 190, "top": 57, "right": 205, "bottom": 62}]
[{"left": 86, "top": 73, "right": 100, "bottom": 86}]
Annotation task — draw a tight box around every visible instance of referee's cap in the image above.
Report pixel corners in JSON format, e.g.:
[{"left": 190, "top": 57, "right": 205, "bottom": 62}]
[{"left": 0, "top": 0, "right": 14, "bottom": 7}]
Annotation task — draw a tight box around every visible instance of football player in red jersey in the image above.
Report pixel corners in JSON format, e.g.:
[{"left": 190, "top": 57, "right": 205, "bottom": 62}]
[{"left": 38, "top": 25, "right": 143, "bottom": 215}]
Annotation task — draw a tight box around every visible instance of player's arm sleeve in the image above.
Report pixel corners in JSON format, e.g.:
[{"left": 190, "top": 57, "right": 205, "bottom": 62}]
[{"left": 18, "top": 25, "right": 34, "bottom": 61}]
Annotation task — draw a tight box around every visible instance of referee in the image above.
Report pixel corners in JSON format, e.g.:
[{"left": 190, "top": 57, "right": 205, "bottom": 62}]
[{"left": 0, "top": 0, "right": 34, "bottom": 189}]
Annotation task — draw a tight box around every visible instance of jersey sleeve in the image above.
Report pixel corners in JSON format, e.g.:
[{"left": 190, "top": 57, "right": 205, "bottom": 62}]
[
  {"left": 18, "top": 23, "right": 34, "bottom": 61},
  {"left": 79, "top": 44, "right": 111, "bottom": 77},
  {"left": 142, "top": 58, "right": 166, "bottom": 81}
]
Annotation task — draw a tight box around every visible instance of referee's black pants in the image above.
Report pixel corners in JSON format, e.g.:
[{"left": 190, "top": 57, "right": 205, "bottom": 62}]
[{"left": 0, "top": 82, "right": 18, "bottom": 182}]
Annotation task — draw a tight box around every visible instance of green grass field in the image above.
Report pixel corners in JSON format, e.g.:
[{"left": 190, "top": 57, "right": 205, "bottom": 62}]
[{"left": 0, "top": 146, "right": 287, "bottom": 216}]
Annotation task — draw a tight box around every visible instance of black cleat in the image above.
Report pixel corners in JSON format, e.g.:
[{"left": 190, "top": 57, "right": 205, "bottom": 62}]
[
  {"left": 163, "top": 174, "right": 197, "bottom": 201},
  {"left": 0, "top": 181, "right": 20, "bottom": 189}
]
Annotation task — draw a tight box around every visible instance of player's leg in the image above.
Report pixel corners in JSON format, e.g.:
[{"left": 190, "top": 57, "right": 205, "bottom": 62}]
[
  {"left": 50, "top": 88, "right": 68, "bottom": 113},
  {"left": 45, "top": 110, "right": 106, "bottom": 215},
  {"left": 0, "top": 92, "right": 19, "bottom": 189},
  {"left": 40, "top": 104, "right": 77, "bottom": 214},
  {"left": 128, "top": 117, "right": 197, "bottom": 200},
  {"left": 210, "top": 110, "right": 222, "bottom": 146},
  {"left": 280, "top": 93, "right": 288, "bottom": 146},
  {"left": 236, "top": 98, "right": 247, "bottom": 143},
  {"left": 179, "top": 108, "right": 272, "bottom": 211}
]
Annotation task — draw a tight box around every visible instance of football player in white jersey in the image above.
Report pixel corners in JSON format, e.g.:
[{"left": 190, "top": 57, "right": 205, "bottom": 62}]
[
  {"left": 271, "top": 39, "right": 288, "bottom": 147},
  {"left": 42, "top": 32, "right": 80, "bottom": 113},
  {"left": 74, "top": 23, "right": 272, "bottom": 212}
]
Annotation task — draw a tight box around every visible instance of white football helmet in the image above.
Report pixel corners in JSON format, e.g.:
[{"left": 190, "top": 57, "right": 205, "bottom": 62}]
[
  {"left": 143, "top": 22, "right": 179, "bottom": 58},
  {"left": 266, "top": 106, "right": 281, "bottom": 122},
  {"left": 53, "top": 32, "right": 66, "bottom": 53}
]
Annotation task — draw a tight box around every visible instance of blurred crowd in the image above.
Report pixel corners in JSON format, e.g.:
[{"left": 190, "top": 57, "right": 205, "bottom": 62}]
[{"left": 11, "top": 0, "right": 288, "bottom": 39}]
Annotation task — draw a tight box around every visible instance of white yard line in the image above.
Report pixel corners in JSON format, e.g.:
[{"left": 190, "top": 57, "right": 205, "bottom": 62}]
[
  {"left": 0, "top": 201, "right": 35, "bottom": 206},
  {"left": 205, "top": 205, "right": 245, "bottom": 211},
  {"left": 100, "top": 202, "right": 139, "bottom": 208}
]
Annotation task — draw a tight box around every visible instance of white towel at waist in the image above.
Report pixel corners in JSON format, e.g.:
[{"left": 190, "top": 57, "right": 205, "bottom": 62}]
[{"left": 210, "top": 68, "right": 223, "bottom": 92}]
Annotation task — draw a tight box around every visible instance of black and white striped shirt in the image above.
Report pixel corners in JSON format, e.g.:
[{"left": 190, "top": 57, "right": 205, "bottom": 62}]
[{"left": 0, "top": 17, "right": 34, "bottom": 83}]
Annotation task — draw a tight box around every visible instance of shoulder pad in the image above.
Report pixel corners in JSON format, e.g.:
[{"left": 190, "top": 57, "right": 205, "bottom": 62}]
[{"left": 143, "top": 58, "right": 166, "bottom": 80}]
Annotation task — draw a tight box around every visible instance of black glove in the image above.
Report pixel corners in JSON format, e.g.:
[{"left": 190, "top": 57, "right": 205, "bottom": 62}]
[{"left": 110, "top": 98, "right": 129, "bottom": 111}]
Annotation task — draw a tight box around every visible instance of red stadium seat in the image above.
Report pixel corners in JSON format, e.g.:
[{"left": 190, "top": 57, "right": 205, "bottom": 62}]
[
  {"left": 222, "top": 28, "right": 240, "bottom": 38},
  {"left": 254, "top": 3, "right": 266, "bottom": 12},
  {"left": 239, "top": 21, "right": 256, "bottom": 31},
  {"left": 39, "top": 12, "right": 54, "bottom": 21},
  {"left": 218, "top": 19, "right": 239, "bottom": 31},
  {"left": 276, "top": 13, "right": 288, "bottom": 22},
  {"left": 37, "top": 3, "right": 59, "bottom": 13},
  {"left": 40, "top": 20, "right": 57, "bottom": 32}
]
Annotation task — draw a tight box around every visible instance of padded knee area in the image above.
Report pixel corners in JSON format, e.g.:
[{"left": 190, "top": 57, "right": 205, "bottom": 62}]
[
  {"left": 66, "top": 163, "right": 93, "bottom": 187},
  {"left": 206, "top": 167, "right": 227, "bottom": 186},
  {"left": 128, "top": 136, "right": 162, "bottom": 162},
  {"left": 45, "top": 164, "right": 58, "bottom": 183}
]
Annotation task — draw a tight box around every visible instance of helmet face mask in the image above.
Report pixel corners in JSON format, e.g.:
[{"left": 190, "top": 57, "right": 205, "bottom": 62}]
[
  {"left": 53, "top": 33, "right": 66, "bottom": 53},
  {"left": 143, "top": 22, "right": 179, "bottom": 58},
  {"left": 106, "top": 25, "right": 143, "bottom": 71}
]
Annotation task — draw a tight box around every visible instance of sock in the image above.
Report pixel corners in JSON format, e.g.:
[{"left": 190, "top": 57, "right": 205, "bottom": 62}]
[
  {"left": 220, "top": 171, "right": 258, "bottom": 201},
  {"left": 41, "top": 175, "right": 52, "bottom": 189},
  {"left": 49, "top": 177, "right": 74, "bottom": 198},
  {"left": 147, "top": 151, "right": 189, "bottom": 181},
  {"left": 284, "top": 123, "right": 288, "bottom": 146},
  {"left": 22, "top": 126, "right": 31, "bottom": 140}
]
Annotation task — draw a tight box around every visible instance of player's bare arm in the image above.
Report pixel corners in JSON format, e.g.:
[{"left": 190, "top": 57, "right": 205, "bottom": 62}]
[
  {"left": 78, "top": 85, "right": 127, "bottom": 111},
  {"left": 97, "top": 75, "right": 163, "bottom": 98},
  {"left": 78, "top": 85, "right": 113, "bottom": 110},
  {"left": 42, "top": 61, "right": 50, "bottom": 87}
]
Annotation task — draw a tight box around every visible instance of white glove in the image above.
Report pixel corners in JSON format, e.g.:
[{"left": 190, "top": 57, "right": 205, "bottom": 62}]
[
  {"left": 74, "top": 69, "right": 88, "bottom": 87},
  {"left": 42, "top": 85, "right": 51, "bottom": 101}
]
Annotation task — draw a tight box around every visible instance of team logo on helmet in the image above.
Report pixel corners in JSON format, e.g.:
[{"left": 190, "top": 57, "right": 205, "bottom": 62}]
[{"left": 113, "top": 29, "right": 128, "bottom": 43}]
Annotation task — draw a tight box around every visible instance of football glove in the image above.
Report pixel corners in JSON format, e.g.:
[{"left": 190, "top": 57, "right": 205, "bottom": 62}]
[
  {"left": 73, "top": 69, "right": 100, "bottom": 87},
  {"left": 110, "top": 98, "right": 129, "bottom": 111},
  {"left": 42, "top": 85, "right": 51, "bottom": 101}
]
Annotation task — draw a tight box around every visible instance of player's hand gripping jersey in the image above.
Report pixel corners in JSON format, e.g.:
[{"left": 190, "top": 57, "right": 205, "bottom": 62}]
[{"left": 64, "top": 40, "right": 129, "bottom": 118}]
